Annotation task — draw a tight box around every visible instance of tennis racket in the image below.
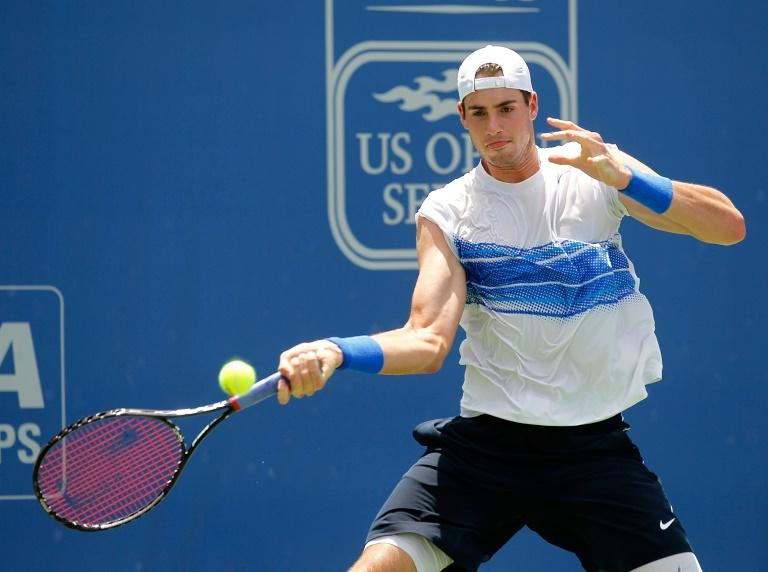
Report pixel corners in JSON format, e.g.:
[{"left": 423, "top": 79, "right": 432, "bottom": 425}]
[{"left": 32, "top": 371, "right": 285, "bottom": 532}]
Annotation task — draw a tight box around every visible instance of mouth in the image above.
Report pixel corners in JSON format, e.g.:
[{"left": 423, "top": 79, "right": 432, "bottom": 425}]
[{"left": 486, "top": 139, "right": 510, "bottom": 150}]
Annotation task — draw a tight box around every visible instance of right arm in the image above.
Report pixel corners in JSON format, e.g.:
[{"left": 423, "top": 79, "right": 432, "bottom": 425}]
[
  {"left": 276, "top": 217, "right": 466, "bottom": 404},
  {"left": 374, "top": 216, "right": 467, "bottom": 374}
]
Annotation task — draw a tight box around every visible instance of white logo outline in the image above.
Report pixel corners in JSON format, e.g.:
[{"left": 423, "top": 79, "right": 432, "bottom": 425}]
[{"left": 327, "top": 42, "right": 575, "bottom": 270}]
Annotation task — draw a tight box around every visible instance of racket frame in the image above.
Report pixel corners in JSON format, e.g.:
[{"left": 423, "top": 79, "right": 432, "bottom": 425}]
[{"left": 33, "top": 372, "right": 283, "bottom": 531}]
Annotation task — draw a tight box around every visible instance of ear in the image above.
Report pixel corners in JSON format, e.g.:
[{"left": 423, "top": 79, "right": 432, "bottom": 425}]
[
  {"left": 457, "top": 101, "right": 468, "bottom": 129},
  {"left": 529, "top": 91, "right": 539, "bottom": 121}
]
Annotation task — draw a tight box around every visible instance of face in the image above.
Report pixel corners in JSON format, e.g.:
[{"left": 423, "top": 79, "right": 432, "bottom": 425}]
[{"left": 458, "top": 87, "right": 539, "bottom": 174}]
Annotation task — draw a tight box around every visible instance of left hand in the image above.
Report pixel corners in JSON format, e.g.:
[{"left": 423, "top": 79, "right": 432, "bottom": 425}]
[{"left": 541, "top": 117, "right": 632, "bottom": 189}]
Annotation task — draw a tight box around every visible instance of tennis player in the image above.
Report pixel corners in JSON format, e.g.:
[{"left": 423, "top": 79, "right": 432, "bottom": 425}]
[{"left": 276, "top": 46, "right": 745, "bottom": 571}]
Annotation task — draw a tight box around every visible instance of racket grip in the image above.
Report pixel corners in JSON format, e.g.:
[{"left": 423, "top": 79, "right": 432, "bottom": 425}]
[{"left": 229, "top": 372, "right": 285, "bottom": 411}]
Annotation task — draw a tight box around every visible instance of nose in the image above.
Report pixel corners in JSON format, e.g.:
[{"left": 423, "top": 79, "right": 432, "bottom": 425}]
[{"left": 486, "top": 111, "right": 503, "bottom": 135}]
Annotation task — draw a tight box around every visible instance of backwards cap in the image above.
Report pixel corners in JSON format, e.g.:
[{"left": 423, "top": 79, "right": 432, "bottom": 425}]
[{"left": 457, "top": 45, "right": 533, "bottom": 101}]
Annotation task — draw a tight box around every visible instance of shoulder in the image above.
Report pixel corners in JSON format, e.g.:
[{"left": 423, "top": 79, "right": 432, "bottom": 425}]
[
  {"left": 415, "top": 171, "right": 477, "bottom": 257},
  {"left": 419, "top": 171, "right": 473, "bottom": 219},
  {"left": 427, "top": 170, "right": 474, "bottom": 203}
]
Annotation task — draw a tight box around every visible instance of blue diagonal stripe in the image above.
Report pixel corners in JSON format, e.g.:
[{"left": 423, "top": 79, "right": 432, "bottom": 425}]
[{"left": 457, "top": 236, "right": 638, "bottom": 318}]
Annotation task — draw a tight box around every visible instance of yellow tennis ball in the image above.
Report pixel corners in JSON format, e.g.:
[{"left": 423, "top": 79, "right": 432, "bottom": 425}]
[{"left": 218, "top": 360, "right": 256, "bottom": 396}]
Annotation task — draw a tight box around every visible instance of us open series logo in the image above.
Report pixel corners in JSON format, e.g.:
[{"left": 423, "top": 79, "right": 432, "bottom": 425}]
[
  {"left": 0, "top": 286, "right": 65, "bottom": 500},
  {"left": 326, "top": 0, "right": 579, "bottom": 269}
]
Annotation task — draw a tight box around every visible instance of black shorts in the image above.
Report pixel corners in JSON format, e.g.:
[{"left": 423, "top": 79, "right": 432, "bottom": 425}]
[{"left": 367, "top": 415, "right": 692, "bottom": 572}]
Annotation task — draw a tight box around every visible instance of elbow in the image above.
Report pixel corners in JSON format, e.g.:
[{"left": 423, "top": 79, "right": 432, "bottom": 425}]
[
  {"left": 719, "top": 211, "right": 747, "bottom": 245},
  {"left": 419, "top": 334, "right": 452, "bottom": 374},
  {"left": 422, "top": 352, "right": 447, "bottom": 374},
  {"left": 730, "top": 212, "right": 747, "bottom": 244},
  {"left": 697, "top": 210, "right": 746, "bottom": 246}
]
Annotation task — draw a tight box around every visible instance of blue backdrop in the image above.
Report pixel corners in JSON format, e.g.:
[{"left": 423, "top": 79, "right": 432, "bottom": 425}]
[{"left": 2, "top": 1, "right": 766, "bottom": 570}]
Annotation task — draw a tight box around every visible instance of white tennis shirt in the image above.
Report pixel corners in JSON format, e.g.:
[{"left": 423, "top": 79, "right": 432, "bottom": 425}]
[{"left": 417, "top": 144, "right": 662, "bottom": 426}]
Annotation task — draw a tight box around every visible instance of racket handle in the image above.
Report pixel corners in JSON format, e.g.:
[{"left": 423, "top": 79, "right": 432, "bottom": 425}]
[{"left": 229, "top": 372, "right": 285, "bottom": 411}]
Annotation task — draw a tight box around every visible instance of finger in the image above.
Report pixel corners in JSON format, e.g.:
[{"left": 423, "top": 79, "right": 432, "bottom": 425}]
[
  {"left": 540, "top": 128, "right": 587, "bottom": 142},
  {"left": 298, "top": 350, "right": 324, "bottom": 396},
  {"left": 547, "top": 153, "right": 577, "bottom": 166},
  {"left": 296, "top": 343, "right": 320, "bottom": 387},
  {"left": 302, "top": 351, "right": 322, "bottom": 393},
  {"left": 546, "top": 117, "right": 585, "bottom": 131},
  {"left": 277, "top": 378, "right": 291, "bottom": 405},
  {"left": 278, "top": 348, "right": 297, "bottom": 375},
  {"left": 292, "top": 356, "right": 310, "bottom": 398},
  {"left": 542, "top": 130, "right": 606, "bottom": 155},
  {"left": 297, "top": 353, "right": 317, "bottom": 397}
]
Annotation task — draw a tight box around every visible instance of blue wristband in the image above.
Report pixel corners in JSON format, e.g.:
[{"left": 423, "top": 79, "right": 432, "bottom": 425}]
[
  {"left": 620, "top": 167, "right": 674, "bottom": 214},
  {"left": 326, "top": 336, "right": 384, "bottom": 373}
]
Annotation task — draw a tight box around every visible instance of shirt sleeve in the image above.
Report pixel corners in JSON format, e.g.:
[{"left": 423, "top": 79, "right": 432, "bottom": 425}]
[{"left": 416, "top": 187, "right": 460, "bottom": 259}]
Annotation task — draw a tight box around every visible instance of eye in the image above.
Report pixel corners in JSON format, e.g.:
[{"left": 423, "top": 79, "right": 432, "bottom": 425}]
[{"left": 471, "top": 109, "right": 486, "bottom": 117}]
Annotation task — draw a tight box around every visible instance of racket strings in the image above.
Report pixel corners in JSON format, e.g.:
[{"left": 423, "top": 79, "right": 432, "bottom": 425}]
[{"left": 36, "top": 416, "right": 184, "bottom": 528}]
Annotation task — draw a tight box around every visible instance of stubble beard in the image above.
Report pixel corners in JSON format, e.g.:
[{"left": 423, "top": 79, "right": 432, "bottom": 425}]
[{"left": 481, "top": 129, "right": 537, "bottom": 171}]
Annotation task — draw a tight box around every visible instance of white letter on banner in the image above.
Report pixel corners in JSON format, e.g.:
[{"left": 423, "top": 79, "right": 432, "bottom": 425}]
[
  {"left": 17, "top": 423, "right": 42, "bottom": 463},
  {"left": 389, "top": 133, "right": 412, "bottom": 175},
  {"left": 357, "top": 133, "right": 390, "bottom": 175},
  {"left": 425, "top": 132, "right": 461, "bottom": 175},
  {"left": 357, "top": 133, "right": 413, "bottom": 175},
  {"left": 405, "top": 183, "right": 431, "bottom": 224},
  {"left": 382, "top": 183, "right": 405, "bottom": 225},
  {"left": 0, "top": 323, "right": 45, "bottom": 408}
]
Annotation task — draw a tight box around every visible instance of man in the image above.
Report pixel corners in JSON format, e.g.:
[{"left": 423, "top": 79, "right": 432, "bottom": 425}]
[{"left": 275, "top": 46, "right": 745, "bottom": 571}]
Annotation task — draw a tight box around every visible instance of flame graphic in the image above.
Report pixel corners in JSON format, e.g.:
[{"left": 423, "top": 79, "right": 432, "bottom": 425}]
[{"left": 373, "top": 69, "right": 458, "bottom": 122}]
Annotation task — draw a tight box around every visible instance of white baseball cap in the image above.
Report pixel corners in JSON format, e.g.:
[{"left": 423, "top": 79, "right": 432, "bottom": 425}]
[{"left": 457, "top": 45, "right": 533, "bottom": 101}]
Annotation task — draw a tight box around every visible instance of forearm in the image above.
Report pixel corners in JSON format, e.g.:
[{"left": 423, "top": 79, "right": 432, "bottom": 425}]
[
  {"left": 373, "top": 324, "right": 454, "bottom": 375},
  {"left": 611, "top": 150, "right": 745, "bottom": 244},
  {"left": 662, "top": 181, "right": 746, "bottom": 245},
  {"left": 617, "top": 167, "right": 746, "bottom": 245}
]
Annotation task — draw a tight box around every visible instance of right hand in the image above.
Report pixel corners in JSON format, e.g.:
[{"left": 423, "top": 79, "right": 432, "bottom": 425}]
[
  {"left": 276, "top": 340, "right": 344, "bottom": 405},
  {"left": 541, "top": 117, "right": 632, "bottom": 189}
]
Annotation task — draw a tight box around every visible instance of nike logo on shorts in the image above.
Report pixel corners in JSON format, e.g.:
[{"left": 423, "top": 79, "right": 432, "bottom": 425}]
[{"left": 659, "top": 518, "right": 676, "bottom": 530}]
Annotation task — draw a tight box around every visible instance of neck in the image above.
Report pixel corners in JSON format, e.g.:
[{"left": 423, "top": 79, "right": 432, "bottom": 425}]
[{"left": 482, "top": 144, "right": 540, "bottom": 184}]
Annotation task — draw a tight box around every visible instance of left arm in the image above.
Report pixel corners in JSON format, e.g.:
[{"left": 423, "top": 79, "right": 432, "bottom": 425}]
[{"left": 542, "top": 117, "right": 746, "bottom": 245}]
